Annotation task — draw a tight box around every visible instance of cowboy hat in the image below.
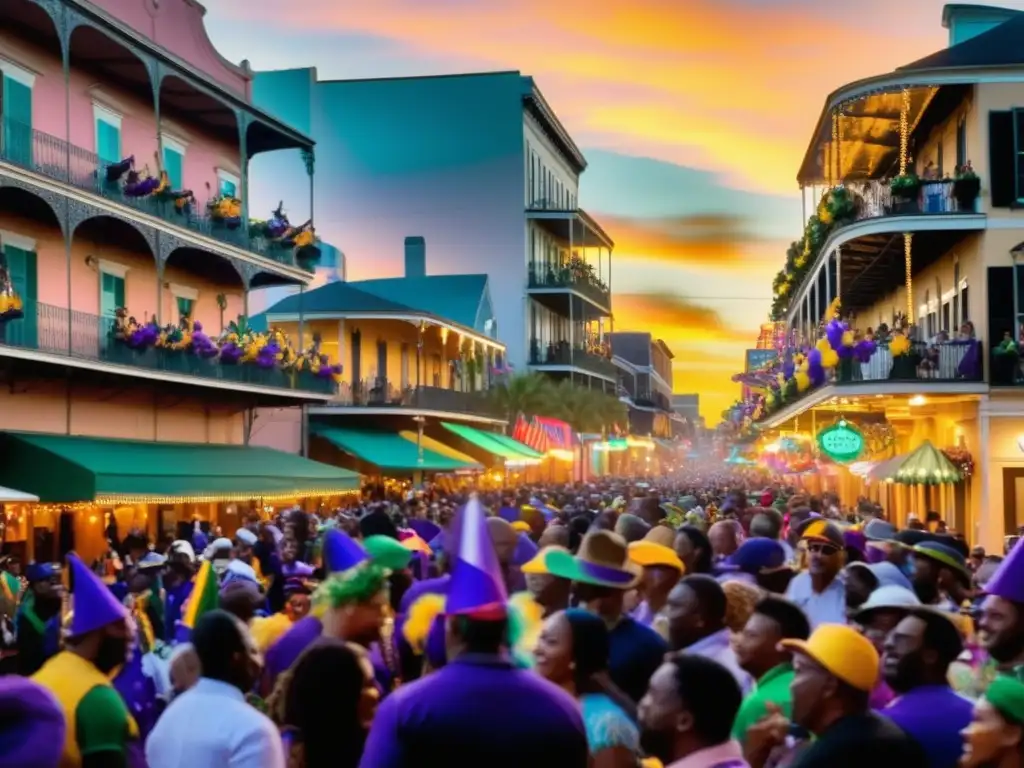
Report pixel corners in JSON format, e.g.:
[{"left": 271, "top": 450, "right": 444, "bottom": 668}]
[{"left": 546, "top": 530, "right": 642, "bottom": 589}]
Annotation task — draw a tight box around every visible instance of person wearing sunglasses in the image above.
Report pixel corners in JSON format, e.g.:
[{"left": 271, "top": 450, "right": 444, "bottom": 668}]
[{"left": 785, "top": 520, "right": 847, "bottom": 629}]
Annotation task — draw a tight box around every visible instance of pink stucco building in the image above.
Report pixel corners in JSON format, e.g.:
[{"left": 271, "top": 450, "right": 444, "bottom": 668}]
[{"left": 0, "top": 0, "right": 357, "bottom": 566}]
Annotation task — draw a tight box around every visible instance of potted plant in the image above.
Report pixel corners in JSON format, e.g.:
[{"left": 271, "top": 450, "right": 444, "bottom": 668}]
[
  {"left": 953, "top": 163, "right": 980, "bottom": 212},
  {"left": 992, "top": 335, "right": 1020, "bottom": 386},
  {"left": 890, "top": 174, "right": 922, "bottom": 212}
]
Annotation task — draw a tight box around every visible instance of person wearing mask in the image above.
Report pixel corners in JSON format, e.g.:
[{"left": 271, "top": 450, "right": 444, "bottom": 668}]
[
  {"left": 534, "top": 608, "right": 641, "bottom": 767},
  {"left": 785, "top": 521, "right": 847, "bottom": 628},
  {"left": 750, "top": 624, "right": 927, "bottom": 768},
  {"left": 960, "top": 675, "right": 1024, "bottom": 768},
  {"left": 732, "top": 596, "right": 811, "bottom": 746},
  {"left": 548, "top": 530, "right": 668, "bottom": 703},
  {"left": 147, "top": 610, "right": 285, "bottom": 768},
  {"left": 881, "top": 607, "right": 974, "bottom": 768},
  {"left": 269, "top": 638, "right": 379, "bottom": 768},
  {"left": 674, "top": 526, "right": 713, "bottom": 575},
  {"left": 627, "top": 540, "right": 685, "bottom": 637},
  {"left": 638, "top": 654, "right": 748, "bottom": 768},
  {"left": 33, "top": 555, "right": 137, "bottom": 768},
  {"left": 665, "top": 574, "right": 751, "bottom": 694},
  {"left": 852, "top": 585, "right": 922, "bottom": 709},
  {"left": 360, "top": 497, "right": 588, "bottom": 767},
  {"left": 15, "top": 562, "right": 64, "bottom": 676}
]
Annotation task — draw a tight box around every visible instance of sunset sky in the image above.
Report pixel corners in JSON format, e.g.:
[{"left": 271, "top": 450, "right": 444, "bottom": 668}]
[{"left": 205, "top": 0, "right": 978, "bottom": 422}]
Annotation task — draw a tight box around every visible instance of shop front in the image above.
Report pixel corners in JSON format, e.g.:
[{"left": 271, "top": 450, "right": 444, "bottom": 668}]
[{"left": 0, "top": 432, "right": 360, "bottom": 565}]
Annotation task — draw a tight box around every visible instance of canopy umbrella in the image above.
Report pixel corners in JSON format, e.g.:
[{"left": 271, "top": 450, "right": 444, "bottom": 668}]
[
  {"left": 881, "top": 441, "right": 962, "bottom": 486},
  {"left": 875, "top": 441, "right": 962, "bottom": 530}
]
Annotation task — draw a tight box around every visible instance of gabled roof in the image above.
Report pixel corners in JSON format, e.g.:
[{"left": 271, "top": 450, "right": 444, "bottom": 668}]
[
  {"left": 350, "top": 274, "right": 490, "bottom": 331},
  {"left": 899, "top": 11, "right": 1024, "bottom": 71},
  {"left": 261, "top": 281, "right": 415, "bottom": 316}
]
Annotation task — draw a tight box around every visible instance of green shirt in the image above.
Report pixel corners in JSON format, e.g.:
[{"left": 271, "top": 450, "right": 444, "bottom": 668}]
[
  {"left": 77, "top": 685, "right": 132, "bottom": 757},
  {"left": 732, "top": 663, "right": 795, "bottom": 743}
]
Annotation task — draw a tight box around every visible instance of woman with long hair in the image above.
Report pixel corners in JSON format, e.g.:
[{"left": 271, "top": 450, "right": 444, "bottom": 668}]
[
  {"left": 269, "top": 638, "right": 378, "bottom": 768},
  {"left": 534, "top": 608, "right": 640, "bottom": 768}
]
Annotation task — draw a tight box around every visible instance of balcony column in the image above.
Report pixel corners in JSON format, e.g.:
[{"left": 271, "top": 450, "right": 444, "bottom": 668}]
[
  {"left": 236, "top": 112, "right": 251, "bottom": 243},
  {"left": 904, "top": 234, "right": 914, "bottom": 322},
  {"left": 297, "top": 286, "right": 305, "bottom": 350},
  {"left": 825, "top": 251, "right": 832, "bottom": 308},
  {"left": 336, "top": 319, "right": 346, "bottom": 393},
  {"left": 301, "top": 148, "right": 315, "bottom": 230}
]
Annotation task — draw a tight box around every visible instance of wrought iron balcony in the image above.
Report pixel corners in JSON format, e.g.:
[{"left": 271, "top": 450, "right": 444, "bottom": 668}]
[
  {"left": 0, "top": 116, "right": 310, "bottom": 272},
  {"left": 333, "top": 378, "right": 496, "bottom": 417},
  {"left": 528, "top": 260, "right": 611, "bottom": 309},
  {"left": 0, "top": 299, "right": 334, "bottom": 394},
  {"left": 529, "top": 340, "right": 618, "bottom": 379}
]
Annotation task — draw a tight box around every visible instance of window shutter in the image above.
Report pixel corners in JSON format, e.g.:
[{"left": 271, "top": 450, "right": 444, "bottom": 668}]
[
  {"left": 163, "top": 147, "right": 184, "bottom": 189},
  {"left": 989, "top": 110, "right": 1014, "bottom": 207},
  {"left": 2, "top": 77, "right": 33, "bottom": 166},
  {"left": 97, "top": 120, "right": 121, "bottom": 165}
]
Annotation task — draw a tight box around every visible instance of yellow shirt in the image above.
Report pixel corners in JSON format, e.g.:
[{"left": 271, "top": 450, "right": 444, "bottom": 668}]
[{"left": 33, "top": 651, "right": 138, "bottom": 767}]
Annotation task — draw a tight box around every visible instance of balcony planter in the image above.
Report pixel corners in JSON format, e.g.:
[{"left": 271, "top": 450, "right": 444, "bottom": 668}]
[
  {"left": 837, "top": 357, "right": 855, "bottom": 383},
  {"left": 889, "top": 174, "right": 921, "bottom": 213},
  {"left": 208, "top": 195, "right": 243, "bottom": 230},
  {"left": 953, "top": 171, "right": 980, "bottom": 212}
]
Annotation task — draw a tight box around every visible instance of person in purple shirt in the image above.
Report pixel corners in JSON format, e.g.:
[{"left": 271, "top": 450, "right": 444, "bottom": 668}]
[
  {"left": 360, "top": 495, "right": 588, "bottom": 768},
  {"left": 881, "top": 607, "right": 974, "bottom": 768}
]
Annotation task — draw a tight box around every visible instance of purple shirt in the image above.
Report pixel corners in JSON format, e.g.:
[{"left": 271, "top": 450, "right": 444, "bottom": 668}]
[
  {"left": 884, "top": 685, "right": 973, "bottom": 768},
  {"left": 359, "top": 653, "right": 588, "bottom": 768},
  {"left": 263, "top": 615, "right": 322, "bottom": 690},
  {"left": 280, "top": 561, "right": 315, "bottom": 578}
]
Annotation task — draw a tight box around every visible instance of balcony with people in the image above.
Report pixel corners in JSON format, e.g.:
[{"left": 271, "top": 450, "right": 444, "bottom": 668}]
[
  {"left": 0, "top": 0, "right": 317, "bottom": 283},
  {"left": 527, "top": 206, "right": 613, "bottom": 316}
]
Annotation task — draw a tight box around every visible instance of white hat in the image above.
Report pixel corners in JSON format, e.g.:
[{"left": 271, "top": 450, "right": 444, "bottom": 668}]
[
  {"left": 854, "top": 585, "right": 921, "bottom": 621},
  {"left": 235, "top": 529, "right": 258, "bottom": 547},
  {"left": 202, "top": 537, "right": 232, "bottom": 561},
  {"left": 169, "top": 540, "right": 196, "bottom": 563}
]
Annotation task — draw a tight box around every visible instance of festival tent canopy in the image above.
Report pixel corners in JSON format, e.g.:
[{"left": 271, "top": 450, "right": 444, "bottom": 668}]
[
  {"left": 312, "top": 426, "right": 480, "bottom": 474},
  {"left": 877, "top": 440, "right": 962, "bottom": 486}
]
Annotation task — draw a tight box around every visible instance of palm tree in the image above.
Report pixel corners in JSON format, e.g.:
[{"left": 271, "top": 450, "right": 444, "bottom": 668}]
[{"left": 485, "top": 372, "right": 554, "bottom": 422}]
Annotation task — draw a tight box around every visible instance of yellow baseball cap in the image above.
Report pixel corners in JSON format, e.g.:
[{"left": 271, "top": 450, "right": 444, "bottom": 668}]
[
  {"left": 780, "top": 623, "right": 879, "bottom": 692},
  {"left": 521, "top": 545, "right": 571, "bottom": 575},
  {"left": 627, "top": 541, "right": 685, "bottom": 572},
  {"left": 510, "top": 521, "right": 532, "bottom": 534}
]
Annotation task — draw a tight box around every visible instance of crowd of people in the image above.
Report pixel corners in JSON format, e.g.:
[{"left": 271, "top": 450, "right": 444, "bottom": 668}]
[{"left": 1, "top": 475, "right": 1023, "bottom": 768}]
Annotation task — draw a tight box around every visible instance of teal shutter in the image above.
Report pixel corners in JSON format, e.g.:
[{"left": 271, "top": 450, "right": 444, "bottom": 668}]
[
  {"left": 3, "top": 246, "right": 37, "bottom": 348},
  {"left": 163, "top": 146, "right": 183, "bottom": 189},
  {"left": 96, "top": 119, "right": 121, "bottom": 166},
  {"left": 100, "top": 272, "right": 125, "bottom": 318},
  {"left": 219, "top": 177, "right": 237, "bottom": 197},
  {"left": 176, "top": 296, "right": 193, "bottom": 320},
  {"left": 2, "top": 77, "right": 33, "bottom": 166}
]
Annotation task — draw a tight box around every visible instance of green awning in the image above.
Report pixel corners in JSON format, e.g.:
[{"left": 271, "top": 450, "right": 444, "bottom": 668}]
[
  {"left": 312, "top": 426, "right": 480, "bottom": 473},
  {"left": 485, "top": 431, "right": 545, "bottom": 459},
  {"left": 0, "top": 432, "right": 361, "bottom": 503},
  {"left": 440, "top": 422, "right": 539, "bottom": 462}
]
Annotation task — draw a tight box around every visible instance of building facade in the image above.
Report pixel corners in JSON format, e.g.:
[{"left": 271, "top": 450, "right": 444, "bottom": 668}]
[
  {"left": 0, "top": 0, "right": 356, "bottom": 565},
  {"left": 247, "top": 69, "right": 616, "bottom": 391},
  {"left": 763, "top": 3, "right": 1024, "bottom": 552},
  {"left": 609, "top": 332, "right": 678, "bottom": 437}
]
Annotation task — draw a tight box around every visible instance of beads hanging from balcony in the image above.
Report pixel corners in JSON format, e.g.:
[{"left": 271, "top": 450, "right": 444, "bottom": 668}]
[
  {"left": 904, "top": 233, "right": 914, "bottom": 320},
  {"left": 899, "top": 88, "right": 911, "bottom": 175}
]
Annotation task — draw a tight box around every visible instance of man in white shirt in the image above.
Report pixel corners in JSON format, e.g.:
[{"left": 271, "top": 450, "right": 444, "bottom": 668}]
[{"left": 146, "top": 610, "right": 285, "bottom": 768}]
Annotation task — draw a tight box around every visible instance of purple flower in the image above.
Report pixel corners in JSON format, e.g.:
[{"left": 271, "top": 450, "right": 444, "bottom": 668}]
[
  {"left": 853, "top": 339, "right": 877, "bottom": 363},
  {"left": 220, "top": 342, "right": 243, "bottom": 364}
]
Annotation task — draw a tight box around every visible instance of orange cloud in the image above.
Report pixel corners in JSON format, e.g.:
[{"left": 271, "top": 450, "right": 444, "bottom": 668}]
[
  {"left": 221, "top": 0, "right": 947, "bottom": 192},
  {"left": 612, "top": 291, "right": 760, "bottom": 421}
]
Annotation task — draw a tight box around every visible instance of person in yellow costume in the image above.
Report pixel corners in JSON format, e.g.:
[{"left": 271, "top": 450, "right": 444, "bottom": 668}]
[
  {"left": 250, "top": 576, "right": 313, "bottom": 653},
  {"left": 33, "top": 554, "right": 138, "bottom": 768}
]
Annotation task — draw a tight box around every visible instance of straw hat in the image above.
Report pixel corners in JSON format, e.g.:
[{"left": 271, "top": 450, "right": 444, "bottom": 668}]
[{"left": 547, "top": 530, "right": 642, "bottom": 589}]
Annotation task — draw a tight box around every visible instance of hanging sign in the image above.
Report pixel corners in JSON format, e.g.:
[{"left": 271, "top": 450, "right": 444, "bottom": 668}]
[{"left": 817, "top": 419, "right": 864, "bottom": 463}]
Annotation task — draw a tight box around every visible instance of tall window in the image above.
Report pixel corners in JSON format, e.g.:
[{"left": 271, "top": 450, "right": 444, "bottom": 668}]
[
  {"left": 162, "top": 135, "right": 186, "bottom": 190},
  {"left": 93, "top": 104, "right": 122, "bottom": 167},
  {"left": 100, "top": 269, "right": 125, "bottom": 319},
  {"left": 2, "top": 63, "right": 34, "bottom": 166},
  {"left": 953, "top": 259, "right": 961, "bottom": 326},
  {"left": 217, "top": 170, "right": 240, "bottom": 198}
]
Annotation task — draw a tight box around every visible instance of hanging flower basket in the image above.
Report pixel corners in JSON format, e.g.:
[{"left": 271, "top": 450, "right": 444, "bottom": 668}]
[{"left": 953, "top": 170, "right": 980, "bottom": 211}]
